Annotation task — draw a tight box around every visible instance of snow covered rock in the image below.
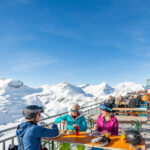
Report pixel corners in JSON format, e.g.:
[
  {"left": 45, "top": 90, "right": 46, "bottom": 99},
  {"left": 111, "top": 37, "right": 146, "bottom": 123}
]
[{"left": 8, "top": 80, "right": 23, "bottom": 88}]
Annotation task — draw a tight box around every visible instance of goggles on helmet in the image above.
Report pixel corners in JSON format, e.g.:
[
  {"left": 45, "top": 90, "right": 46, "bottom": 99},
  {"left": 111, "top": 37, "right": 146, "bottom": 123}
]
[{"left": 100, "top": 104, "right": 112, "bottom": 112}]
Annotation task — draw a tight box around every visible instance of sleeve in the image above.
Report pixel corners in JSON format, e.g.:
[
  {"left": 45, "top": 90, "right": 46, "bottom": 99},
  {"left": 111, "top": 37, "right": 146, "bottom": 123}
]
[
  {"left": 55, "top": 114, "right": 68, "bottom": 123},
  {"left": 111, "top": 119, "right": 118, "bottom": 135},
  {"left": 33, "top": 124, "right": 59, "bottom": 138},
  {"left": 96, "top": 116, "right": 101, "bottom": 132},
  {"left": 78, "top": 117, "right": 87, "bottom": 132}
]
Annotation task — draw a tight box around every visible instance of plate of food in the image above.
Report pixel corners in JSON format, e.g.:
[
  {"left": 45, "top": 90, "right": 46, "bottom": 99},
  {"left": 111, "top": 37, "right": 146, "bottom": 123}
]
[
  {"left": 92, "top": 131, "right": 101, "bottom": 137},
  {"left": 61, "top": 129, "right": 75, "bottom": 135}
]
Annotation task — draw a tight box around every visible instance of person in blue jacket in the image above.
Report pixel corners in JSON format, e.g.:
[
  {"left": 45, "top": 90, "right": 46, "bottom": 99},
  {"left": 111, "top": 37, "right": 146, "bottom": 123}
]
[
  {"left": 16, "top": 105, "right": 59, "bottom": 150},
  {"left": 55, "top": 104, "right": 87, "bottom": 150}
]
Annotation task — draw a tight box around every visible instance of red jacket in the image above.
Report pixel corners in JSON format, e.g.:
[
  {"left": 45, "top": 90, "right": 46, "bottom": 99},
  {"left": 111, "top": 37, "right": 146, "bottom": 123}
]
[{"left": 96, "top": 113, "right": 118, "bottom": 135}]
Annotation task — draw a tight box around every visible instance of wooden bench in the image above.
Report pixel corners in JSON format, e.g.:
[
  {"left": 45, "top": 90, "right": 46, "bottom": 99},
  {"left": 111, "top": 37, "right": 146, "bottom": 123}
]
[{"left": 115, "top": 116, "right": 147, "bottom": 123}]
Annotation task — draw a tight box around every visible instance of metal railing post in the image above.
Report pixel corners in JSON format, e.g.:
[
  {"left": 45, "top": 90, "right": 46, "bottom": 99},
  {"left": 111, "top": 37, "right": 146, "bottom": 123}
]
[{"left": 3, "top": 141, "right": 5, "bottom": 150}]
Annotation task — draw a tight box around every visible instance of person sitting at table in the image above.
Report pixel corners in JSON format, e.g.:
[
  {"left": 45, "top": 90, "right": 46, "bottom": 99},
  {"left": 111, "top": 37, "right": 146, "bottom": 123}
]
[
  {"left": 55, "top": 104, "right": 87, "bottom": 150},
  {"left": 16, "top": 105, "right": 59, "bottom": 150},
  {"left": 91, "top": 103, "right": 118, "bottom": 150},
  {"left": 117, "top": 95, "right": 127, "bottom": 108},
  {"left": 107, "top": 95, "right": 116, "bottom": 107}
]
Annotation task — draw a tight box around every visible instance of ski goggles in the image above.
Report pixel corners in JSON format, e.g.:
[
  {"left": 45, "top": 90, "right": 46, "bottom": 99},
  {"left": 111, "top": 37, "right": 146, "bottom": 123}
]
[
  {"left": 100, "top": 104, "right": 112, "bottom": 112},
  {"left": 71, "top": 109, "right": 77, "bottom": 112}
]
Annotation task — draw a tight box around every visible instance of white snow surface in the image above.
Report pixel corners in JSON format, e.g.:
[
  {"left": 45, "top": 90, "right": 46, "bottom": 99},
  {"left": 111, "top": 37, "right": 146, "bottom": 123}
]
[{"left": 0, "top": 79, "right": 144, "bottom": 125}]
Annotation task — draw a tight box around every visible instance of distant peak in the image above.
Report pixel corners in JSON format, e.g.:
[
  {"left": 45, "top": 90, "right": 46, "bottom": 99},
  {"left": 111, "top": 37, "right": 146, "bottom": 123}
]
[
  {"left": 57, "top": 82, "right": 70, "bottom": 87},
  {"left": 8, "top": 80, "right": 24, "bottom": 88}
]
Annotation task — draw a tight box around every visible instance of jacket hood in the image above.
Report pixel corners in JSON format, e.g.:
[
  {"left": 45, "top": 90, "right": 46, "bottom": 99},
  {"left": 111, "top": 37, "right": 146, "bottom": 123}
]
[
  {"left": 16, "top": 122, "right": 36, "bottom": 137},
  {"left": 69, "top": 111, "right": 84, "bottom": 121}
]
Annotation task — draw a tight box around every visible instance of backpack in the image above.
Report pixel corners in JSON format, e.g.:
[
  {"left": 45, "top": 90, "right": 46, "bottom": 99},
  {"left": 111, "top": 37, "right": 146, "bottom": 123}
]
[
  {"left": 8, "top": 145, "right": 18, "bottom": 150},
  {"left": 9, "top": 124, "right": 32, "bottom": 150}
]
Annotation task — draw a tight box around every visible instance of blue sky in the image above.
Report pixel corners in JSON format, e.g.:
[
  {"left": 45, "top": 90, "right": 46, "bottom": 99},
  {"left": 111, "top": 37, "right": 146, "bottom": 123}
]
[{"left": 0, "top": 0, "right": 150, "bottom": 87}]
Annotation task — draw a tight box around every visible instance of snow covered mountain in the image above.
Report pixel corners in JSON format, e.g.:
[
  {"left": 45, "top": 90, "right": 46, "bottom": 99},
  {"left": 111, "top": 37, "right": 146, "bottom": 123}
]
[
  {"left": 0, "top": 79, "right": 42, "bottom": 124},
  {"left": 81, "top": 82, "right": 114, "bottom": 97},
  {"left": 0, "top": 78, "right": 144, "bottom": 125}
]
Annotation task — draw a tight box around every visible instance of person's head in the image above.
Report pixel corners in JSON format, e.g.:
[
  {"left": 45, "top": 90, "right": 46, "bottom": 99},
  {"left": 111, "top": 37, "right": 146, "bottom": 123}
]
[
  {"left": 109, "top": 95, "right": 113, "bottom": 100},
  {"left": 100, "top": 103, "right": 113, "bottom": 117},
  {"left": 118, "top": 95, "right": 122, "bottom": 100},
  {"left": 134, "top": 94, "right": 138, "bottom": 99},
  {"left": 71, "top": 104, "right": 80, "bottom": 117},
  {"left": 130, "top": 94, "right": 134, "bottom": 99},
  {"left": 23, "top": 105, "right": 44, "bottom": 123}
]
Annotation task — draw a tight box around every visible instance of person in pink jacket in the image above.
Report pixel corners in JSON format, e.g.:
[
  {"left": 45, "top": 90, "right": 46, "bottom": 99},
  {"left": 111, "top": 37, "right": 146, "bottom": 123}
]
[
  {"left": 95, "top": 103, "right": 118, "bottom": 136},
  {"left": 92, "top": 103, "right": 118, "bottom": 150}
]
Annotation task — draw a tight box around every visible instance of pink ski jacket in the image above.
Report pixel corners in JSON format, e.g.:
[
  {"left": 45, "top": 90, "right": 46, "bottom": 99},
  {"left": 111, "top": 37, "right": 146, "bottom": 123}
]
[{"left": 96, "top": 113, "right": 118, "bottom": 135}]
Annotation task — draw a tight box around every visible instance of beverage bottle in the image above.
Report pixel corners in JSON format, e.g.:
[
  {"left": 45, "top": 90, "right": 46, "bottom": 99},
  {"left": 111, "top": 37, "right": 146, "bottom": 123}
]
[
  {"left": 121, "top": 133, "right": 125, "bottom": 143},
  {"left": 75, "top": 126, "right": 79, "bottom": 135}
]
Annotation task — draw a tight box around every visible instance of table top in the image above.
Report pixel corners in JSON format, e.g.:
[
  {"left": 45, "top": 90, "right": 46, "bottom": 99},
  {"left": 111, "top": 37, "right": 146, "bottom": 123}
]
[
  {"left": 112, "top": 108, "right": 147, "bottom": 111},
  {"left": 43, "top": 132, "right": 146, "bottom": 150}
]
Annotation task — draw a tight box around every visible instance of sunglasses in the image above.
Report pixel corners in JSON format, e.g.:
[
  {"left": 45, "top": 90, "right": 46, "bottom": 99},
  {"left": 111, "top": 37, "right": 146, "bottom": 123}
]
[{"left": 71, "top": 109, "right": 77, "bottom": 112}]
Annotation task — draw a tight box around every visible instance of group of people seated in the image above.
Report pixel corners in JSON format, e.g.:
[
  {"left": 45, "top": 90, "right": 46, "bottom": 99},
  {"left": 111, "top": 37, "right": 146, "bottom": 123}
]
[
  {"left": 15, "top": 89, "right": 150, "bottom": 150},
  {"left": 107, "top": 90, "right": 150, "bottom": 109},
  {"left": 16, "top": 102, "right": 118, "bottom": 150}
]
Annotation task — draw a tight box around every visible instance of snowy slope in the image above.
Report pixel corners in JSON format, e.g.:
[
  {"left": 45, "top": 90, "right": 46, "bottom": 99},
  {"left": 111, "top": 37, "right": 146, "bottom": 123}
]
[{"left": 0, "top": 79, "right": 144, "bottom": 125}]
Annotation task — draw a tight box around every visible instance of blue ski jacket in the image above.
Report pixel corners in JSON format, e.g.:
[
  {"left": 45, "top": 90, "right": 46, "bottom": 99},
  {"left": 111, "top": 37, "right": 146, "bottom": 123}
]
[
  {"left": 55, "top": 113, "right": 87, "bottom": 131},
  {"left": 16, "top": 121, "right": 59, "bottom": 150}
]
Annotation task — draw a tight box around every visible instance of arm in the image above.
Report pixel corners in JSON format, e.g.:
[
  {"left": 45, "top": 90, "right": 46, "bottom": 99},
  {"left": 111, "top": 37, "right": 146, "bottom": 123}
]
[
  {"left": 111, "top": 120, "right": 118, "bottom": 135},
  {"left": 34, "top": 124, "right": 59, "bottom": 138},
  {"left": 55, "top": 114, "right": 68, "bottom": 123}
]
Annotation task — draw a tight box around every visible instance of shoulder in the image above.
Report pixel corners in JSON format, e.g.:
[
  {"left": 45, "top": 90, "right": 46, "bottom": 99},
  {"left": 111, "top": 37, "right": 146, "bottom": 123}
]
[
  {"left": 97, "top": 114, "right": 103, "bottom": 121},
  {"left": 99, "top": 114, "right": 103, "bottom": 118},
  {"left": 111, "top": 115, "right": 118, "bottom": 123},
  {"left": 78, "top": 115, "right": 86, "bottom": 120},
  {"left": 29, "top": 124, "right": 42, "bottom": 133}
]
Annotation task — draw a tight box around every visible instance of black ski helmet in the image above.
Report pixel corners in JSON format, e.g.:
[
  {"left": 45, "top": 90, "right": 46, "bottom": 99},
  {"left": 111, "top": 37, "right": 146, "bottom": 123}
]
[
  {"left": 23, "top": 105, "right": 44, "bottom": 120},
  {"left": 125, "top": 129, "right": 142, "bottom": 145}
]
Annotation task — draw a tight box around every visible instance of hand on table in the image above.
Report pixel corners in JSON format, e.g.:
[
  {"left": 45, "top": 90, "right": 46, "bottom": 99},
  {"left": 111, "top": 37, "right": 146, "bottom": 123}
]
[
  {"left": 72, "top": 124, "right": 78, "bottom": 128},
  {"left": 93, "top": 124, "right": 97, "bottom": 131},
  {"left": 103, "top": 131, "right": 111, "bottom": 136},
  {"left": 62, "top": 120, "right": 67, "bottom": 125}
]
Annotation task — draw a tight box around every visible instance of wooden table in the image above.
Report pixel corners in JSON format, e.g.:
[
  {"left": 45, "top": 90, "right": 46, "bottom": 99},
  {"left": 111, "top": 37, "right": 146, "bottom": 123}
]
[
  {"left": 112, "top": 108, "right": 148, "bottom": 124},
  {"left": 113, "top": 108, "right": 147, "bottom": 111},
  {"left": 43, "top": 132, "right": 146, "bottom": 150}
]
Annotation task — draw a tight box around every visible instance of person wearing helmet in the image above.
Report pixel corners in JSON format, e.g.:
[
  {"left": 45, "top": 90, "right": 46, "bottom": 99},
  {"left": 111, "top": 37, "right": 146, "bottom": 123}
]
[
  {"left": 91, "top": 103, "right": 118, "bottom": 150},
  {"left": 55, "top": 104, "right": 87, "bottom": 150},
  {"left": 16, "top": 105, "right": 59, "bottom": 150}
]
